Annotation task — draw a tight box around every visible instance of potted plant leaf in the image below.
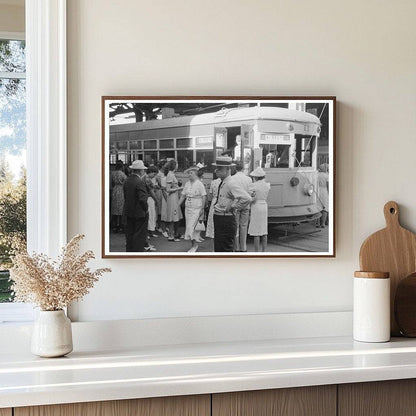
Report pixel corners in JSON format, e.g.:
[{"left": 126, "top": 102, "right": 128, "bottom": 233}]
[{"left": 10, "top": 234, "right": 111, "bottom": 357}]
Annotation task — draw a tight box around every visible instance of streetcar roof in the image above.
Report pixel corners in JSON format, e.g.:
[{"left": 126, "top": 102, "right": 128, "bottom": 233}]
[{"left": 110, "top": 106, "right": 321, "bottom": 132}]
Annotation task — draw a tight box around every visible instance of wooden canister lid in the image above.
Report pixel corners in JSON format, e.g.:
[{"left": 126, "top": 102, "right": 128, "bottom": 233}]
[{"left": 354, "top": 271, "right": 390, "bottom": 279}]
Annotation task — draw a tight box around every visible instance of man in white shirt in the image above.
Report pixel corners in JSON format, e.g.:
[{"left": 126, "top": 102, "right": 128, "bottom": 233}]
[
  {"left": 212, "top": 157, "right": 252, "bottom": 252},
  {"left": 232, "top": 162, "right": 253, "bottom": 252}
]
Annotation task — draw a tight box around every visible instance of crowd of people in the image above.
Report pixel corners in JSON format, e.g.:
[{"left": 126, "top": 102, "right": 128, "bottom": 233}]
[{"left": 110, "top": 156, "right": 272, "bottom": 253}]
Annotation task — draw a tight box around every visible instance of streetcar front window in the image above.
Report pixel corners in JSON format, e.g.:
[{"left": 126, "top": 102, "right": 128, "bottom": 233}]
[{"left": 260, "top": 144, "right": 290, "bottom": 168}]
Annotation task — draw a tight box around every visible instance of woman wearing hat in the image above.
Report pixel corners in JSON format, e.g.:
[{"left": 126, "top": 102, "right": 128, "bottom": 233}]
[
  {"left": 178, "top": 166, "right": 207, "bottom": 253},
  {"left": 165, "top": 160, "right": 183, "bottom": 242},
  {"left": 110, "top": 160, "right": 127, "bottom": 233},
  {"left": 248, "top": 167, "right": 270, "bottom": 252}
]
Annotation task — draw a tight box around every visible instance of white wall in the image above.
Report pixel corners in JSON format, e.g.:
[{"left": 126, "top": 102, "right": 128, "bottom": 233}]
[{"left": 67, "top": 0, "right": 416, "bottom": 322}]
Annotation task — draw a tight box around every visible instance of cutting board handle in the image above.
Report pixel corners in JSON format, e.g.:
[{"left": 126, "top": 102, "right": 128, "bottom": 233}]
[{"left": 384, "top": 201, "right": 400, "bottom": 228}]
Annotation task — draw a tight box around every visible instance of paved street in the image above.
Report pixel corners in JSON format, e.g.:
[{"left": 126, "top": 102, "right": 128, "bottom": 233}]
[{"left": 109, "top": 221, "right": 329, "bottom": 254}]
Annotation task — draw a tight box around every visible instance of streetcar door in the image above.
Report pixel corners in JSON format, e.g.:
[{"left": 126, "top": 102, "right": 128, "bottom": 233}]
[
  {"left": 241, "top": 124, "right": 254, "bottom": 174},
  {"left": 213, "top": 127, "right": 227, "bottom": 162}
]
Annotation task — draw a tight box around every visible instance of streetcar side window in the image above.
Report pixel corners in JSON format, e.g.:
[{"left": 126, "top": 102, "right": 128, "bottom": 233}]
[
  {"left": 143, "top": 140, "right": 157, "bottom": 150},
  {"left": 177, "top": 150, "right": 193, "bottom": 172},
  {"left": 196, "top": 150, "right": 214, "bottom": 173},
  {"left": 116, "top": 152, "right": 128, "bottom": 164},
  {"left": 159, "top": 150, "right": 175, "bottom": 161},
  {"left": 143, "top": 151, "right": 157, "bottom": 166},
  {"left": 294, "top": 136, "right": 316, "bottom": 168},
  {"left": 159, "top": 139, "right": 174, "bottom": 149},
  {"left": 177, "top": 138, "right": 193, "bottom": 148},
  {"left": 109, "top": 153, "right": 117, "bottom": 164},
  {"left": 129, "top": 140, "right": 142, "bottom": 150}
]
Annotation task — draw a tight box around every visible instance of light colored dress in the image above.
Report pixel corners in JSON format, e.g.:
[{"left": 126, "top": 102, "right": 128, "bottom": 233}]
[
  {"left": 111, "top": 170, "right": 127, "bottom": 215},
  {"left": 160, "top": 175, "right": 168, "bottom": 222},
  {"left": 143, "top": 175, "right": 157, "bottom": 232},
  {"left": 317, "top": 171, "right": 329, "bottom": 211},
  {"left": 147, "top": 197, "right": 156, "bottom": 231},
  {"left": 165, "top": 171, "right": 183, "bottom": 222},
  {"left": 182, "top": 179, "right": 207, "bottom": 240},
  {"left": 248, "top": 179, "right": 270, "bottom": 236},
  {"left": 154, "top": 172, "right": 163, "bottom": 216},
  {"left": 205, "top": 178, "right": 221, "bottom": 238}
]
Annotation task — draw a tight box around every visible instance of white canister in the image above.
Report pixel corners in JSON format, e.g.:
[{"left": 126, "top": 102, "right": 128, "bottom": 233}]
[{"left": 353, "top": 271, "right": 390, "bottom": 343}]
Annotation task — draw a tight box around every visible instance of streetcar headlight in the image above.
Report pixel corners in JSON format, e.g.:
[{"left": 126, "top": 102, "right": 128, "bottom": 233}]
[
  {"left": 304, "top": 183, "right": 314, "bottom": 196},
  {"left": 290, "top": 177, "right": 299, "bottom": 187}
]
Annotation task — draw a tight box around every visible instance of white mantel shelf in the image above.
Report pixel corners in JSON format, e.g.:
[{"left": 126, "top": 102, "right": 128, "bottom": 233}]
[{"left": 2, "top": 336, "right": 416, "bottom": 408}]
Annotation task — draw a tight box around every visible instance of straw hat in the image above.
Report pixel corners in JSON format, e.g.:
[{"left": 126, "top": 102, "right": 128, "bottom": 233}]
[
  {"left": 212, "top": 156, "right": 236, "bottom": 167},
  {"left": 184, "top": 165, "right": 199, "bottom": 174},
  {"left": 129, "top": 160, "right": 148, "bottom": 170},
  {"left": 250, "top": 167, "right": 266, "bottom": 177}
]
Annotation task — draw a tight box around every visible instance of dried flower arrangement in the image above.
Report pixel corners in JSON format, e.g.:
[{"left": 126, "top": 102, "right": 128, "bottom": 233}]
[{"left": 10, "top": 234, "right": 111, "bottom": 311}]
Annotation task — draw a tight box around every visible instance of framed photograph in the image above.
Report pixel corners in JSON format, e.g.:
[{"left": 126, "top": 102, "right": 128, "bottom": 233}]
[{"left": 102, "top": 96, "right": 336, "bottom": 258}]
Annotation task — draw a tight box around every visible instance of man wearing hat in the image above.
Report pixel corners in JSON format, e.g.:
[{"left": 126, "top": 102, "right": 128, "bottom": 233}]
[
  {"left": 211, "top": 156, "right": 252, "bottom": 252},
  {"left": 123, "top": 160, "right": 149, "bottom": 252},
  {"left": 232, "top": 161, "right": 254, "bottom": 252}
]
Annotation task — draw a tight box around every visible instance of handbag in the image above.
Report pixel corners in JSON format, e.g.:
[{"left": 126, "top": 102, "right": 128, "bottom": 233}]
[{"left": 194, "top": 220, "right": 205, "bottom": 232}]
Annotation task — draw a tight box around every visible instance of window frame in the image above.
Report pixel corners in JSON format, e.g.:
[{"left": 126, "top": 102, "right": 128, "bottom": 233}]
[
  {"left": 0, "top": 0, "right": 67, "bottom": 323},
  {"left": 0, "top": 31, "right": 26, "bottom": 317}
]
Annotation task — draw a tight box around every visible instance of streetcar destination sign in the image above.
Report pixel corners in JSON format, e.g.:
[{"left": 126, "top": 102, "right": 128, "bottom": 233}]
[{"left": 260, "top": 134, "right": 291, "bottom": 144}]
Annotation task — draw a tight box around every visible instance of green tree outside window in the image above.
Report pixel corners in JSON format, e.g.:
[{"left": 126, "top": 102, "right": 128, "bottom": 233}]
[{"left": 0, "top": 38, "right": 27, "bottom": 302}]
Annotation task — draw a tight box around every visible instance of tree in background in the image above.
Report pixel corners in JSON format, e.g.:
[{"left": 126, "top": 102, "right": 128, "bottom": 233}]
[
  {"left": 0, "top": 159, "right": 26, "bottom": 302},
  {"left": 0, "top": 39, "right": 27, "bottom": 302},
  {"left": 0, "top": 39, "right": 26, "bottom": 156}
]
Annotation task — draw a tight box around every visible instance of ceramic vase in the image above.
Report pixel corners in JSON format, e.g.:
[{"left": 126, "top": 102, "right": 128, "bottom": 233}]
[{"left": 31, "top": 310, "right": 73, "bottom": 357}]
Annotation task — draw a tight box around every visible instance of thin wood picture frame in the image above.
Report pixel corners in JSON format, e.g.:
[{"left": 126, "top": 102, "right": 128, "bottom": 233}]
[{"left": 102, "top": 96, "right": 336, "bottom": 258}]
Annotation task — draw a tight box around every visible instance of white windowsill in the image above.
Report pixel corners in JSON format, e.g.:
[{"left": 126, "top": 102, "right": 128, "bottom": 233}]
[{"left": 0, "top": 303, "right": 35, "bottom": 324}]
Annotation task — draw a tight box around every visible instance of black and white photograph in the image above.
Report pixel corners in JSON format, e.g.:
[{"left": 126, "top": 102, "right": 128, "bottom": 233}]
[{"left": 102, "top": 97, "right": 335, "bottom": 257}]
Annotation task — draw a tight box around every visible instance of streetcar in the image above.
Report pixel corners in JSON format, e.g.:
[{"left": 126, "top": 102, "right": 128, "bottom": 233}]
[{"left": 109, "top": 104, "right": 324, "bottom": 224}]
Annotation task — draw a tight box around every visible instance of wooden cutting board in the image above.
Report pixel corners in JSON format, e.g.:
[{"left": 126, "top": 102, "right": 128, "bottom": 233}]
[{"left": 359, "top": 201, "right": 416, "bottom": 336}]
